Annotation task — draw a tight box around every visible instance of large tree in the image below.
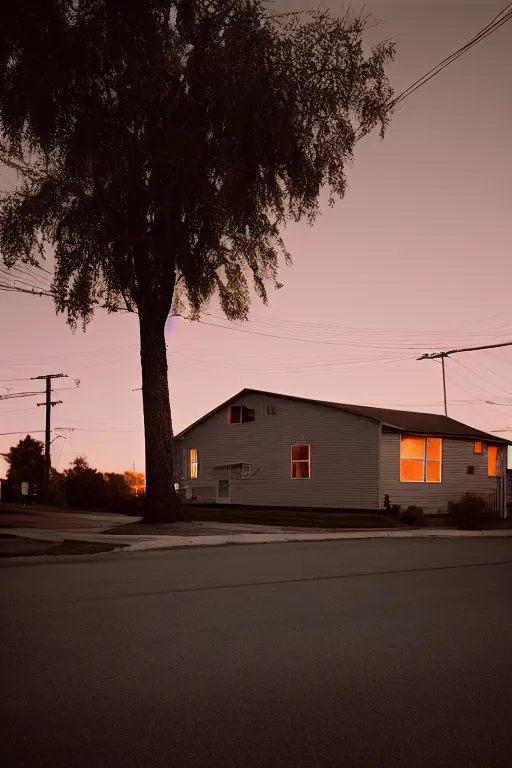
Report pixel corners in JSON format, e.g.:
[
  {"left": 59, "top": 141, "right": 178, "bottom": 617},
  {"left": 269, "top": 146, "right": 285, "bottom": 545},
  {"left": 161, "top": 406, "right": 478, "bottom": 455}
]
[
  {"left": 1, "top": 435, "right": 45, "bottom": 491},
  {"left": 0, "top": 1, "right": 395, "bottom": 522}
]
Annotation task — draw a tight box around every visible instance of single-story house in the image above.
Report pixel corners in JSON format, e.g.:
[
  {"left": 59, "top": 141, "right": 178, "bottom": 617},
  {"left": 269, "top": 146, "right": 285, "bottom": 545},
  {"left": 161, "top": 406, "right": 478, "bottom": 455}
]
[{"left": 174, "top": 388, "right": 509, "bottom": 517}]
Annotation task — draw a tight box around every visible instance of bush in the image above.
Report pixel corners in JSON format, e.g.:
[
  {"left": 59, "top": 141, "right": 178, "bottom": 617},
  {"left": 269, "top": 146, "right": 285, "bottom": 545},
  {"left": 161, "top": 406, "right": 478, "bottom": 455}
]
[
  {"left": 448, "top": 493, "right": 488, "bottom": 527},
  {"left": 399, "top": 505, "right": 425, "bottom": 526},
  {"left": 383, "top": 494, "right": 401, "bottom": 520}
]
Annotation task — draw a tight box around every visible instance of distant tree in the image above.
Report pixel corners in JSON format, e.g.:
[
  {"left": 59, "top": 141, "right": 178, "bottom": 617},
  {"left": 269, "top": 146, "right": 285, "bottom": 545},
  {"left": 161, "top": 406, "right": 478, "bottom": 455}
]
[
  {"left": 0, "top": 1, "right": 395, "bottom": 522},
  {"left": 1, "top": 435, "right": 45, "bottom": 494},
  {"left": 124, "top": 471, "right": 146, "bottom": 497},
  {"left": 64, "top": 456, "right": 106, "bottom": 509}
]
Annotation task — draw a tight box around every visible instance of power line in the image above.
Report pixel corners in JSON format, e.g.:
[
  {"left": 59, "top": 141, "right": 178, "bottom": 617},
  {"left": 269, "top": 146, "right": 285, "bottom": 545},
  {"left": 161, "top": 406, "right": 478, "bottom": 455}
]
[
  {"left": 0, "top": 282, "right": 52, "bottom": 297},
  {"left": 0, "top": 406, "right": 39, "bottom": 415},
  {"left": 450, "top": 357, "right": 512, "bottom": 398},
  {"left": 393, "top": 4, "right": 512, "bottom": 106},
  {"left": 0, "top": 430, "right": 46, "bottom": 436}
]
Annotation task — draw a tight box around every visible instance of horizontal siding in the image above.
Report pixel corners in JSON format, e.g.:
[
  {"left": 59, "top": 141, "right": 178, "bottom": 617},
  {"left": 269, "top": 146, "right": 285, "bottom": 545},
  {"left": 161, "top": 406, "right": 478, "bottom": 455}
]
[
  {"left": 381, "top": 432, "right": 505, "bottom": 514},
  {"left": 176, "top": 393, "right": 380, "bottom": 509}
]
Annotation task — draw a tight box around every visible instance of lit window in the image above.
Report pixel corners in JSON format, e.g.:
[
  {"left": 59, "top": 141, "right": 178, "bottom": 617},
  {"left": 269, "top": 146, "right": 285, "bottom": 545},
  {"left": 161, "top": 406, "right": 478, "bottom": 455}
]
[
  {"left": 291, "top": 444, "right": 310, "bottom": 479},
  {"left": 400, "top": 436, "right": 442, "bottom": 483},
  {"left": 474, "top": 441, "right": 483, "bottom": 454},
  {"left": 190, "top": 449, "right": 198, "bottom": 479},
  {"left": 488, "top": 445, "right": 498, "bottom": 477}
]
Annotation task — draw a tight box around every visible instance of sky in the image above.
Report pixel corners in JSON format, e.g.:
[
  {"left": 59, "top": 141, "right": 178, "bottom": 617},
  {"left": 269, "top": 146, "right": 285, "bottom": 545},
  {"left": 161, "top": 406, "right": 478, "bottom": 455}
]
[{"left": 1, "top": 0, "right": 511, "bottom": 475}]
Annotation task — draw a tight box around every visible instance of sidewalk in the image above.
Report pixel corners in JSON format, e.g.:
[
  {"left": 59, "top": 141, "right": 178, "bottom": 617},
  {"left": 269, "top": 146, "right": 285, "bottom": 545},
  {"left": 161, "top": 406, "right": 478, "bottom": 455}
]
[{"left": 2, "top": 524, "right": 512, "bottom": 559}]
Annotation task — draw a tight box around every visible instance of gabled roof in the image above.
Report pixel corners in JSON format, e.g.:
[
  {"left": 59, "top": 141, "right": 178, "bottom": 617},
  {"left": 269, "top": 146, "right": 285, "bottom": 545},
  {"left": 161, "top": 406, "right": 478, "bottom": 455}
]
[{"left": 175, "top": 388, "right": 510, "bottom": 444}]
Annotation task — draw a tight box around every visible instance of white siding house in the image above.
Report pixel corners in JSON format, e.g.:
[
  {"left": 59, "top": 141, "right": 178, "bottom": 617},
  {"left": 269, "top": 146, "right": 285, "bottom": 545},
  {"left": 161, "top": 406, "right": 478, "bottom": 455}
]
[{"left": 174, "top": 389, "right": 509, "bottom": 517}]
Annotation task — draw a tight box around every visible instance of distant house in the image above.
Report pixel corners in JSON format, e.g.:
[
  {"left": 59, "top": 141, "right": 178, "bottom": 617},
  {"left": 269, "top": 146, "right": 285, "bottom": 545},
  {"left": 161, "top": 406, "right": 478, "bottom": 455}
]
[{"left": 174, "top": 389, "right": 509, "bottom": 517}]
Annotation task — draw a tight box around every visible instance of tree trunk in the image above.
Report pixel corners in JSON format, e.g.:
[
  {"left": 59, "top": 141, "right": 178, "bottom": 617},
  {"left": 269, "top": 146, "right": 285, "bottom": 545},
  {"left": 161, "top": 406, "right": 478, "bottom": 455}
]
[{"left": 138, "top": 309, "right": 186, "bottom": 523}]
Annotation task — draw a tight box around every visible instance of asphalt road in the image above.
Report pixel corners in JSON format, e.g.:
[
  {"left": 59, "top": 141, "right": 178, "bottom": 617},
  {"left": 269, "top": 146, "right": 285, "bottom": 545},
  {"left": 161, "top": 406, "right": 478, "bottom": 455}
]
[{"left": 2, "top": 539, "right": 512, "bottom": 767}]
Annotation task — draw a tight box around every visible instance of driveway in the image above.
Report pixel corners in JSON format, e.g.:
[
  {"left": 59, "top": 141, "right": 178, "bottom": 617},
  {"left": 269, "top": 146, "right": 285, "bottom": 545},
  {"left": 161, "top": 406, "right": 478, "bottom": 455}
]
[{"left": 2, "top": 538, "right": 512, "bottom": 767}]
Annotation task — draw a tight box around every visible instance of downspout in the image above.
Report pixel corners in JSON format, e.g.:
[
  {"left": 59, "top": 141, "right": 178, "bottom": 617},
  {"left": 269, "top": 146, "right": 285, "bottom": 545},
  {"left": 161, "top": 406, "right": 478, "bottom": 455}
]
[{"left": 378, "top": 423, "right": 382, "bottom": 510}]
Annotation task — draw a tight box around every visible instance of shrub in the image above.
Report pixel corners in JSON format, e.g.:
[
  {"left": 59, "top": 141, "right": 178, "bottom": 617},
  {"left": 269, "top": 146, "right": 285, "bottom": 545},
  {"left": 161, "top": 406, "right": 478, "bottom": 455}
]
[
  {"left": 383, "top": 494, "right": 401, "bottom": 520},
  {"left": 448, "top": 493, "right": 488, "bottom": 527},
  {"left": 399, "top": 505, "right": 425, "bottom": 526}
]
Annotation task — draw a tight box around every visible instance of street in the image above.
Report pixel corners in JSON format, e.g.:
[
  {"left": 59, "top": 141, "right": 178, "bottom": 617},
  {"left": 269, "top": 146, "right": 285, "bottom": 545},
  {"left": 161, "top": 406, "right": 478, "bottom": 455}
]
[{"left": 2, "top": 538, "right": 512, "bottom": 767}]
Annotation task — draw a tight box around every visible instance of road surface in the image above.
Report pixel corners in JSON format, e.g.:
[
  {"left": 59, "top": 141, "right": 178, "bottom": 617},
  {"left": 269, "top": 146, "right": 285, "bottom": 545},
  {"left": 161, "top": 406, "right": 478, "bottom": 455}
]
[{"left": 2, "top": 538, "right": 512, "bottom": 767}]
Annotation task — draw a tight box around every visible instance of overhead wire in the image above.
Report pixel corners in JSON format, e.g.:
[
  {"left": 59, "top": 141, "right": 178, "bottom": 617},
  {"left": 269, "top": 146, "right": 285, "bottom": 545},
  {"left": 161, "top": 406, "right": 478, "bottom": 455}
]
[{"left": 392, "top": 3, "right": 512, "bottom": 106}]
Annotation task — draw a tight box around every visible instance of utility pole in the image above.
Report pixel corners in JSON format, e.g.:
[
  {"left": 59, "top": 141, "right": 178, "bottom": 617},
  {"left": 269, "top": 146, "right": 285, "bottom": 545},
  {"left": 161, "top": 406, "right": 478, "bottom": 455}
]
[
  {"left": 32, "top": 373, "right": 68, "bottom": 491},
  {"left": 418, "top": 340, "right": 512, "bottom": 417}
]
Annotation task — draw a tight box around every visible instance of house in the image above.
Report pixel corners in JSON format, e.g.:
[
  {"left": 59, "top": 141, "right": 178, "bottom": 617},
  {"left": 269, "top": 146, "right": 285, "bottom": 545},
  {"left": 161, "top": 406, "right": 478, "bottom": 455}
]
[{"left": 174, "top": 388, "right": 509, "bottom": 517}]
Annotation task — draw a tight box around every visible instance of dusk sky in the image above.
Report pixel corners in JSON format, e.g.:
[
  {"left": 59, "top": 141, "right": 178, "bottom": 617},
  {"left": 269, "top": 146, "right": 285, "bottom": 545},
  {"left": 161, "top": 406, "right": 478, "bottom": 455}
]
[{"left": 1, "top": 0, "right": 511, "bottom": 475}]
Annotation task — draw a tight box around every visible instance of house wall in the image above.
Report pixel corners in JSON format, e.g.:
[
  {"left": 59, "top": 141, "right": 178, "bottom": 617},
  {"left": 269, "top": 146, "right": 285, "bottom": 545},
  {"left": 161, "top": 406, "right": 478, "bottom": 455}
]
[
  {"left": 380, "top": 432, "right": 505, "bottom": 514},
  {"left": 175, "top": 392, "right": 380, "bottom": 509}
]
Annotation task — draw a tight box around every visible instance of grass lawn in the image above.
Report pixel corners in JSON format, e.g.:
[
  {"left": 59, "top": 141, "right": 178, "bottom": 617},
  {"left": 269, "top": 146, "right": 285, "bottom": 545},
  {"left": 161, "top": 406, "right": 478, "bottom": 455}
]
[{"left": 187, "top": 506, "right": 404, "bottom": 529}]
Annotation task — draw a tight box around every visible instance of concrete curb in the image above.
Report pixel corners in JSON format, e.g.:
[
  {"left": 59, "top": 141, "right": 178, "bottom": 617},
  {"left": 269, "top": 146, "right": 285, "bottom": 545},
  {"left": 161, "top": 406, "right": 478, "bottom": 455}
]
[{"left": 1, "top": 526, "right": 512, "bottom": 563}]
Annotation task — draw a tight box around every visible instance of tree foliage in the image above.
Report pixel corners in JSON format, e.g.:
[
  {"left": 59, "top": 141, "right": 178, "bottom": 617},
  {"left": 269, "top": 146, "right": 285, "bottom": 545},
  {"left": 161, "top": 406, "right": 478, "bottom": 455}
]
[
  {"left": 1, "top": 435, "right": 45, "bottom": 491},
  {"left": 63, "top": 455, "right": 107, "bottom": 509},
  {"left": 0, "top": 1, "right": 395, "bottom": 521}
]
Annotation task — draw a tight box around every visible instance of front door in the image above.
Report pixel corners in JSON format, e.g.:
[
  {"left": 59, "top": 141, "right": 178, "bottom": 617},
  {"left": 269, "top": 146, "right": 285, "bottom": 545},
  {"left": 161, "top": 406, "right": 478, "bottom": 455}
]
[{"left": 216, "top": 479, "right": 231, "bottom": 504}]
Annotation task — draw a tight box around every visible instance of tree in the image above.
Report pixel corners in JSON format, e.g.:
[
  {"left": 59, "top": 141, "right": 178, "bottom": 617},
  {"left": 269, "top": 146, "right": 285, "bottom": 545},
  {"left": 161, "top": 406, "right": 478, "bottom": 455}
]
[
  {"left": 124, "top": 471, "right": 146, "bottom": 497},
  {"left": 0, "top": 1, "right": 395, "bottom": 522},
  {"left": 63, "top": 455, "right": 106, "bottom": 509},
  {"left": 1, "top": 435, "right": 45, "bottom": 494}
]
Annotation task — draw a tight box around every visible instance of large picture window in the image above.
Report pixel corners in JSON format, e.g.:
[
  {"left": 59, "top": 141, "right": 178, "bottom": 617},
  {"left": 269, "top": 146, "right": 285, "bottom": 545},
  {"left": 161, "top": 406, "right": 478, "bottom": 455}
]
[{"left": 400, "top": 437, "right": 442, "bottom": 483}]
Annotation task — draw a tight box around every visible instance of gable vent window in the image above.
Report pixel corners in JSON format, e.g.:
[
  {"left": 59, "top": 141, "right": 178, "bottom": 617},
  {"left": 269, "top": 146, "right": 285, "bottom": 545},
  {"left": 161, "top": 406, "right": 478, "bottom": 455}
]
[
  {"left": 265, "top": 404, "right": 277, "bottom": 416},
  {"left": 228, "top": 405, "right": 255, "bottom": 424}
]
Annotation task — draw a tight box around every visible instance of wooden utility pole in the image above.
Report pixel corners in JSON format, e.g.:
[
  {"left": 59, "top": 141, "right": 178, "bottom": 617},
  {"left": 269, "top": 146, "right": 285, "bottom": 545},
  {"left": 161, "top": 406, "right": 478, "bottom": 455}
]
[
  {"left": 417, "top": 340, "right": 512, "bottom": 416},
  {"left": 32, "top": 373, "right": 68, "bottom": 490}
]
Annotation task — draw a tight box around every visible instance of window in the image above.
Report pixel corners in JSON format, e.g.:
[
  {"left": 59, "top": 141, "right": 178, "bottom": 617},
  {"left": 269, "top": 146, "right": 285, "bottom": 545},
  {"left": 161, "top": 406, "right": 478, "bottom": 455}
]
[
  {"left": 291, "top": 444, "right": 310, "bottom": 479},
  {"left": 265, "top": 404, "right": 277, "bottom": 416},
  {"left": 189, "top": 449, "right": 198, "bottom": 479},
  {"left": 228, "top": 405, "right": 255, "bottom": 424},
  {"left": 488, "top": 445, "right": 498, "bottom": 477},
  {"left": 241, "top": 463, "right": 251, "bottom": 478},
  {"left": 400, "top": 436, "right": 442, "bottom": 483},
  {"left": 474, "top": 441, "right": 483, "bottom": 454},
  {"left": 228, "top": 406, "right": 241, "bottom": 424},
  {"left": 218, "top": 480, "right": 230, "bottom": 498}
]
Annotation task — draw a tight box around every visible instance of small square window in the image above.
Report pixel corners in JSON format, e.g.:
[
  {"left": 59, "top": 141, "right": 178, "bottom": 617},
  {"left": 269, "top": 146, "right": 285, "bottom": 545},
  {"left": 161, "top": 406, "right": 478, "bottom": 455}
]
[
  {"left": 474, "top": 441, "right": 483, "bottom": 454},
  {"left": 265, "top": 404, "right": 277, "bottom": 416}
]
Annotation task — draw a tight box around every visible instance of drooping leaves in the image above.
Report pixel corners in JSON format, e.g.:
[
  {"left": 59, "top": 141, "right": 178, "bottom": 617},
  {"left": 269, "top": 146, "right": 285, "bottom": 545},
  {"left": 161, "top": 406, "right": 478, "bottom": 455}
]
[{"left": 0, "top": 1, "right": 395, "bottom": 325}]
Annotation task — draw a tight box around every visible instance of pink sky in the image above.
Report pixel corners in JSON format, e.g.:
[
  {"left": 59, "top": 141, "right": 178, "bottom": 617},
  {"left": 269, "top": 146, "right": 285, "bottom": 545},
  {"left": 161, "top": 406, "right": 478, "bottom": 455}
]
[{"left": 1, "top": 0, "right": 511, "bottom": 475}]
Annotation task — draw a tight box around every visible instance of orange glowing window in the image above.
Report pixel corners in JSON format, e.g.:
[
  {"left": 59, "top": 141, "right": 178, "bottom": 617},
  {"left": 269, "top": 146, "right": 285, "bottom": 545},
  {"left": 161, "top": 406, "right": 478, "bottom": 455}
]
[
  {"left": 474, "top": 441, "right": 483, "bottom": 454},
  {"left": 189, "top": 449, "right": 198, "bottom": 479},
  {"left": 400, "top": 437, "right": 442, "bottom": 483},
  {"left": 291, "top": 445, "right": 310, "bottom": 479},
  {"left": 488, "top": 445, "right": 498, "bottom": 477}
]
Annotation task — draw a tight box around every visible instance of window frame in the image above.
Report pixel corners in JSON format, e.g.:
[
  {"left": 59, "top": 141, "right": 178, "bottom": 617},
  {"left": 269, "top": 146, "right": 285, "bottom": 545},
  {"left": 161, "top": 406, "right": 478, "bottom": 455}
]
[
  {"left": 291, "top": 444, "right": 311, "bottom": 479},
  {"left": 265, "top": 404, "right": 277, "bottom": 416},
  {"left": 189, "top": 449, "right": 198, "bottom": 479},
  {"left": 228, "top": 405, "right": 255, "bottom": 424},
  {"left": 241, "top": 463, "right": 251, "bottom": 478},
  {"left": 474, "top": 441, "right": 483, "bottom": 454},
  {"left": 228, "top": 405, "right": 242, "bottom": 424},
  {"left": 399, "top": 436, "right": 442, "bottom": 483}
]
